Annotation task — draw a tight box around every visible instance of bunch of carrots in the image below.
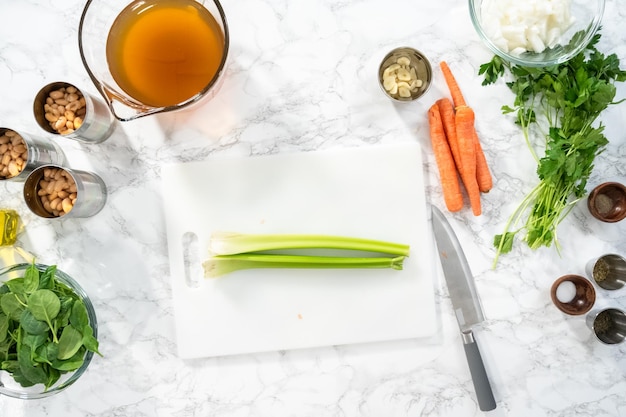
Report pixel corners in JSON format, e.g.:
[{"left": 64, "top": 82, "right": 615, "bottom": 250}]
[{"left": 428, "top": 61, "right": 492, "bottom": 216}]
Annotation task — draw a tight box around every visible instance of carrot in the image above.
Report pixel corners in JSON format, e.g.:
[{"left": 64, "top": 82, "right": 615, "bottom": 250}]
[
  {"left": 440, "top": 61, "right": 493, "bottom": 195},
  {"left": 428, "top": 103, "right": 463, "bottom": 212},
  {"left": 440, "top": 61, "right": 467, "bottom": 108},
  {"left": 436, "top": 98, "right": 462, "bottom": 173},
  {"left": 455, "top": 105, "right": 481, "bottom": 216},
  {"left": 474, "top": 129, "right": 493, "bottom": 193}
]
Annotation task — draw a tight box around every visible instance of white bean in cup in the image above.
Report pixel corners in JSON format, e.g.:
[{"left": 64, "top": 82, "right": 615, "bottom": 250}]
[
  {"left": 36, "top": 167, "right": 78, "bottom": 216},
  {"left": 35, "top": 81, "right": 116, "bottom": 144},
  {"left": 0, "top": 130, "right": 28, "bottom": 179},
  {"left": 24, "top": 164, "right": 107, "bottom": 218},
  {"left": 43, "top": 86, "right": 87, "bottom": 135}
]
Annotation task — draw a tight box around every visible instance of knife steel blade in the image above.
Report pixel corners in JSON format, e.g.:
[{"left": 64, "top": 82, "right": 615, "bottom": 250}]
[
  {"left": 431, "top": 206, "right": 484, "bottom": 331},
  {"left": 431, "top": 205, "right": 496, "bottom": 412}
]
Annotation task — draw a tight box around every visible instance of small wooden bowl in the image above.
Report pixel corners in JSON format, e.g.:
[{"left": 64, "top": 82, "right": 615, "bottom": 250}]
[
  {"left": 550, "top": 274, "right": 596, "bottom": 315},
  {"left": 587, "top": 182, "right": 626, "bottom": 223}
]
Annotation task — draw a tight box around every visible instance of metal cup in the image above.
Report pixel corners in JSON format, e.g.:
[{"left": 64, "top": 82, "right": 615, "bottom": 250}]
[
  {"left": 33, "top": 81, "right": 116, "bottom": 144},
  {"left": 0, "top": 127, "right": 66, "bottom": 182},
  {"left": 23, "top": 164, "right": 107, "bottom": 218},
  {"left": 378, "top": 46, "right": 433, "bottom": 102},
  {"left": 586, "top": 254, "right": 626, "bottom": 291},
  {"left": 586, "top": 308, "right": 626, "bottom": 345}
]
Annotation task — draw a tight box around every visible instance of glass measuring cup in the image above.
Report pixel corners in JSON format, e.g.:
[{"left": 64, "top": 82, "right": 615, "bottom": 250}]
[{"left": 78, "top": 0, "right": 230, "bottom": 122}]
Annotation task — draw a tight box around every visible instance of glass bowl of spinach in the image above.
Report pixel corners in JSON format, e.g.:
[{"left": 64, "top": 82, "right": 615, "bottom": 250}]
[{"left": 0, "top": 262, "right": 100, "bottom": 399}]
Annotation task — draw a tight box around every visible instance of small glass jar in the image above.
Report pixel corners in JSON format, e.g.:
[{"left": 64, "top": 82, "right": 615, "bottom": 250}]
[{"left": 0, "top": 209, "right": 20, "bottom": 246}]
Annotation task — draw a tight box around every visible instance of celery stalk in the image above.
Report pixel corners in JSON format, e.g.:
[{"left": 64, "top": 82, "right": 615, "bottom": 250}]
[
  {"left": 208, "top": 232, "right": 410, "bottom": 256},
  {"left": 203, "top": 253, "right": 406, "bottom": 278}
]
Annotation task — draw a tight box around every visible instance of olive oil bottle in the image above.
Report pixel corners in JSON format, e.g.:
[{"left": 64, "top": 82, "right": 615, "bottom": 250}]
[{"left": 0, "top": 209, "right": 20, "bottom": 246}]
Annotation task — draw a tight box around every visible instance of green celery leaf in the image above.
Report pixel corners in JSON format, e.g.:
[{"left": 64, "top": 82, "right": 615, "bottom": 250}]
[{"left": 494, "top": 232, "right": 516, "bottom": 254}]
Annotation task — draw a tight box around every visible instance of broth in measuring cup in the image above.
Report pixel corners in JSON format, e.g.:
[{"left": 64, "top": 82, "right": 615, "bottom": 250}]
[{"left": 106, "top": 0, "right": 225, "bottom": 107}]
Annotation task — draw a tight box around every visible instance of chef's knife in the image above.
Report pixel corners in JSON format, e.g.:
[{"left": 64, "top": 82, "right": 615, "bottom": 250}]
[{"left": 431, "top": 205, "right": 496, "bottom": 412}]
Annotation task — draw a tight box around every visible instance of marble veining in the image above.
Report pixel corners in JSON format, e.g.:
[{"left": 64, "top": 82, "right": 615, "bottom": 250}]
[{"left": 1, "top": 0, "right": 625, "bottom": 416}]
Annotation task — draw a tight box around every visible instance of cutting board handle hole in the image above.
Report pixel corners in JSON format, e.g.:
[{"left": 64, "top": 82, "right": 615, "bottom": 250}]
[{"left": 182, "top": 232, "right": 202, "bottom": 288}]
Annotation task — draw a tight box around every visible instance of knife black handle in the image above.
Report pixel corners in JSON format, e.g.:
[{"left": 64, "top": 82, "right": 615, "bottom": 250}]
[{"left": 462, "top": 330, "right": 496, "bottom": 411}]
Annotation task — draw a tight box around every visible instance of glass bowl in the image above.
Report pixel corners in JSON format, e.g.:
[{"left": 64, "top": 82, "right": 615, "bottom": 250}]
[
  {"left": 469, "top": 0, "right": 605, "bottom": 67},
  {"left": 0, "top": 263, "right": 98, "bottom": 399}
]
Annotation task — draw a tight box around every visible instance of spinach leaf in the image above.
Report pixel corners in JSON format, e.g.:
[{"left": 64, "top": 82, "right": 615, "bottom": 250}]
[
  {"left": 18, "top": 344, "right": 48, "bottom": 386},
  {"left": 28, "top": 289, "right": 61, "bottom": 336},
  {"left": 0, "top": 313, "right": 8, "bottom": 343},
  {"left": 20, "top": 310, "right": 49, "bottom": 335},
  {"left": 38, "top": 266, "right": 56, "bottom": 290},
  {"left": 1, "top": 293, "right": 26, "bottom": 321},
  {"left": 70, "top": 300, "right": 89, "bottom": 330},
  {"left": 55, "top": 296, "right": 74, "bottom": 330},
  {"left": 82, "top": 325, "right": 101, "bottom": 356},
  {"left": 5, "top": 278, "right": 26, "bottom": 296},
  {"left": 22, "top": 333, "right": 48, "bottom": 351},
  {"left": 45, "top": 367, "right": 61, "bottom": 390},
  {"left": 57, "top": 326, "right": 83, "bottom": 360},
  {"left": 52, "top": 346, "right": 85, "bottom": 371},
  {"left": 34, "top": 342, "right": 58, "bottom": 366},
  {"left": 1, "top": 359, "right": 20, "bottom": 374},
  {"left": 23, "top": 267, "right": 40, "bottom": 293}
]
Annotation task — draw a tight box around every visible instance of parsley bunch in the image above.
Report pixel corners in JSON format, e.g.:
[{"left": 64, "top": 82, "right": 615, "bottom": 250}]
[
  {"left": 479, "top": 32, "right": 626, "bottom": 266},
  {"left": 0, "top": 263, "right": 101, "bottom": 391}
]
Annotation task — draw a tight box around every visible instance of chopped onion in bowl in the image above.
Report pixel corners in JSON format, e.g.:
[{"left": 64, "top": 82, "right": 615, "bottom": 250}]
[{"left": 481, "top": 0, "right": 575, "bottom": 55}]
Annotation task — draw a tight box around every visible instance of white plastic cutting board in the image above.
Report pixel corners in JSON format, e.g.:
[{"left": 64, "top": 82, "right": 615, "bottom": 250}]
[{"left": 162, "top": 142, "right": 437, "bottom": 358}]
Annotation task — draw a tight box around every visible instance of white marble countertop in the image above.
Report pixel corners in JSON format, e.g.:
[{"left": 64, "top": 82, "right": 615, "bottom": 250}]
[{"left": 1, "top": 0, "right": 626, "bottom": 416}]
